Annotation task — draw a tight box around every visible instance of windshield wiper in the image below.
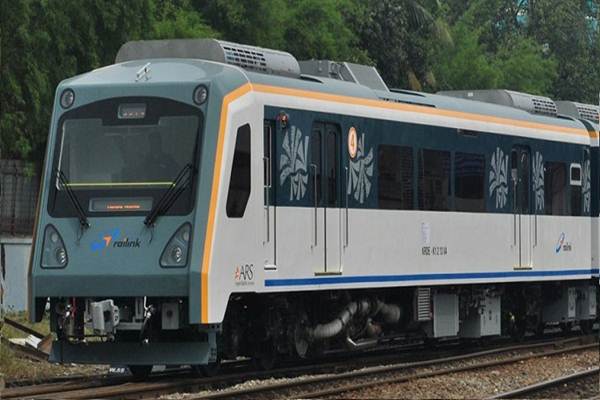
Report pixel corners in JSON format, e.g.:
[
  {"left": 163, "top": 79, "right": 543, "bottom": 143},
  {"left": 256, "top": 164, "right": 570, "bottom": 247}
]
[
  {"left": 57, "top": 170, "right": 90, "bottom": 229},
  {"left": 144, "top": 164, "right": 193, "bottom": 227}
]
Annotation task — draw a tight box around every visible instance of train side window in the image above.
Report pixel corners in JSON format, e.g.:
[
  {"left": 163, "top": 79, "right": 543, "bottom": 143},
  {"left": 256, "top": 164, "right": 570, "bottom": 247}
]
[
  {"left": 418, "top": 149, "right": 451, "bottom": 211},
  {"left": 378, "top": 145, "right": 413, "bottom": 210},
  {"left": 544, "top": 162, "right": 567, "bottom": 216},
  {"left": 226, "top": 124, "right": 251, "bottom": 218},
  {"left": 570, "top": 163, "right": 582, "bottom": 216},
  {"left": 454, "top": 152, "right": 485, "bottom": 212}
]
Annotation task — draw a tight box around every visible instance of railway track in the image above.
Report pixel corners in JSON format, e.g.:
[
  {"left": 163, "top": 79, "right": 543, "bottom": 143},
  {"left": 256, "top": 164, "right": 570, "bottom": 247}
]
[
  {"left": 489, "top": 367, "right": 600, "bottom": 399},
  {"left": 2, "top": 334, "right": 596, "bottom": 399},
  {"left": 182, "top": 337, "right": 598, "bottom": 400}
]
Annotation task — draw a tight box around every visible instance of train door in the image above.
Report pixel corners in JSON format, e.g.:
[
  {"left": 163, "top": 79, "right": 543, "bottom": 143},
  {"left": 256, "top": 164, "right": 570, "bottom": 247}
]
[
  {"left": 263, "top": 120, "right": 275, "bottom": 268},
  {"left": 311, "top": 122, "right": 342, "bottom": 274},
  {"left": 511, "top": 146, "right": 533, "bottom": 269}
]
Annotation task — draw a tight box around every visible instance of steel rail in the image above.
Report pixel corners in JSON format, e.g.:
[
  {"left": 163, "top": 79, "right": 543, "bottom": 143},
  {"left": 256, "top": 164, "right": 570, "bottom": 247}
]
[
  {"left": 183, "top": 339, "right": 598, "bottom": 399},
  {"left": 5, "top": 373, "right": 109, "bottom": 388},
  {"left": 293, "top": 343, "right": 598, "bottom": 400},
  {"left": 0, "top": 336, "right": 48, "bottom": 362},
  {"left": 3, "top": 317, "right": 46, "bottom": 339},
  {"left": 488, "top": 367, "right": 600, "bottom": 399},
  {"left": 0, "top": 339, "right": 432, "bottom": 399},
  {"left": 3, "top": 335, "right": 595, "bottom": 399}
]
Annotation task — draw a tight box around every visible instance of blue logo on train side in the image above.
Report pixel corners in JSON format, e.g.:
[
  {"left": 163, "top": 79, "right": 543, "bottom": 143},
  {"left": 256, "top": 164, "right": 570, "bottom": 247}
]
[
  {"left": 555, "top": 233, "right": 565, "bottom": 253},
  {"left": 90, "top": 229, "right": 142, "bottom": 253},
  {"left": 555, "top": 233, "right": 572, "bottom": 254}
]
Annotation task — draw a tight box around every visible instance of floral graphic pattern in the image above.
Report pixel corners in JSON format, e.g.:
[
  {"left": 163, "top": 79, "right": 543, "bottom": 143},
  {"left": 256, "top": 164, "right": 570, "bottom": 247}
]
[
  {"left": 279, "top": 126, "right": 309, "bottom": 201},
  {"left": 583, "top": 158, "right": 591, "bottom": 213},
  {"left": 532, "top": 151, "right": 544, "bottom": 212},
  {"left": 489, "top": 147, "right": 509, "bottom": 209},
  {"left": 348, "top": 133, "right": 373, "bottom": 203}
]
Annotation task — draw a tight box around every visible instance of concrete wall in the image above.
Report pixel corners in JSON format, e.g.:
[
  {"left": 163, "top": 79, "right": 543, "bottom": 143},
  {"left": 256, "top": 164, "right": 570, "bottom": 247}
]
[{"left": 1, "top": 236, "right": 32, "bottom": 312}]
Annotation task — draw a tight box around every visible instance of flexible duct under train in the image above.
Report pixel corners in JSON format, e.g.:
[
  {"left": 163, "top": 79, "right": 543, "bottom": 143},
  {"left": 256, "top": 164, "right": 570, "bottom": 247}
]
[{"left": 307, "top": 299, "right": 401, "bottom": 341}]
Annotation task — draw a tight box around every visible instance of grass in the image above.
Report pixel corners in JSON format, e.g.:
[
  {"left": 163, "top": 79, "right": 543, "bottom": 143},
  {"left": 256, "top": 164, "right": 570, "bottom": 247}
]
[
  {"left": 0, "top": 311, "right": 106, "bottom": 381},
  {"left": 1, "top": 310, "right": 50, "bottom": 339}
]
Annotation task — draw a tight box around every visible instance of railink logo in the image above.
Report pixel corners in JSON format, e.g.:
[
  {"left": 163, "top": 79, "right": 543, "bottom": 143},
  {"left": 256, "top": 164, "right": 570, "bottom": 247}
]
[
  {"left": 113, "top": 238, "right": 141, "bottom": 248},
  {"left": 90, "top": 228, "right": 140, "bottom": 253},
  {"left": 555, "top": 233, "right": 565, "bottom": 253},
  {"left": 91, "top": 228, "right": 120, "bottom": 252},
  {"left": 555, "top": 232, "right": 572, "bottom": 253}
]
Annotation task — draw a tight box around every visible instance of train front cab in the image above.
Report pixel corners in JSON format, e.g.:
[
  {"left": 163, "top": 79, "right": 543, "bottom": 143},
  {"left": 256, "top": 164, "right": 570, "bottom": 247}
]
[{"left": 26, "top": 60, "right": 250, "bottom": 372}]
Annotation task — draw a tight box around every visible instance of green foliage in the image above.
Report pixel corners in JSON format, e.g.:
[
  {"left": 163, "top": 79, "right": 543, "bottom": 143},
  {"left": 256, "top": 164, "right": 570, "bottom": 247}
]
[
  {"left": 431, "top": 20, "right": 500, "bottom": 90},
  {"left": 1, "top": 0, "right": 599, "bottom": 162},
  {"left": 282, "top": 0, "right": 368, "bottom": 62},
  {"left": 200, "top": 0, "right": 367, "bottom": 62},
  {"left": 356, "top": 0, "right": 450, "bottom": 90},
  {"left": 199, "top": 0, "right": 286, "bottom": 48},
  {"left": 153, "top": 0, "right": 218, "bottom": 39},
  {"left": 527, "top": 0, "right": 597, "bottom": 102},
  {"left": 0, "top": 0, "right": 154, "bottom": 162},
  {"left": 430, "top": 5, "right": 557, "bottom": 95},
  {"left": 493, "top": 36, "right": 557, "bottom": 95}
]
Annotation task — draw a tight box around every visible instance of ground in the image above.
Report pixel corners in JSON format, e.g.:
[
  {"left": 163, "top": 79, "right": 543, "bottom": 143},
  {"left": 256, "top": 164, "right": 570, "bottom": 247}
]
[{"left": 0, "top": 311, "right": 105, "bottom": 382}]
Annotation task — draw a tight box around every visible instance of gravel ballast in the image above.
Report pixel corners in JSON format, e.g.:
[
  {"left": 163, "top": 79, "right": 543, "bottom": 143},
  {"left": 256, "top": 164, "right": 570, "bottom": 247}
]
[{"left": 335, "top": 349, "right": 599, "bottom": 399}]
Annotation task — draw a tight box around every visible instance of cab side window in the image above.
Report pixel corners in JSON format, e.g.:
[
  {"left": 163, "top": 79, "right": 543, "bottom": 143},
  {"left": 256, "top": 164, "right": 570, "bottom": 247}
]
[{"left": 226, "top": 124, "right": 251, "bottom": 218}]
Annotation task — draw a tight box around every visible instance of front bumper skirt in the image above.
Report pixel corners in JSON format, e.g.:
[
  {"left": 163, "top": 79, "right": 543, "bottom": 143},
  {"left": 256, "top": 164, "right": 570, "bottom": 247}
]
[{"left": 50, "top": 335, "right": 216, "bottom": 366}]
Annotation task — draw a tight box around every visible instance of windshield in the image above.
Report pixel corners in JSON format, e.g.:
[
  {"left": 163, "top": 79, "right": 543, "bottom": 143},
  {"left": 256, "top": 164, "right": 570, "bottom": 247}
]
[
  {"left": 49, "top": 97, "right": 202, "bottom": 218},
  {"left": 58, "top": 115, "right": 199, "bottom": 189}
]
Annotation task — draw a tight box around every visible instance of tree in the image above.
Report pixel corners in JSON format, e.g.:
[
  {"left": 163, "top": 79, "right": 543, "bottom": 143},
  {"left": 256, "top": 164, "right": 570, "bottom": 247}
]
[
  {"left": 282, "top": 0, "right": 368, "bottom": 62},
  {"left": 493, "top": 35, "right": 557, "bottom": 95},
  {"left": 198, "top": 0, "right": 286, "bottom": 48},
  {"left": 356, "top": 0, "right": 450, "bottom": 90},
  {"left": 527, "top": 0, "right": 596, "bottom": 102},
  {"left": 0, "top": 0, "right": 154, "bottom": 162},
  {"left": 153, "top": 0, "right": 218, "bottom": 39},
  {"left": 0, "top": 1, "right": 34, "bottom": 159},
  {"left": 430, "top": 19, "right": 500, "bottom": 91},
  {"left": 430, "top": 2, "right": 557, "bottom": 96}
]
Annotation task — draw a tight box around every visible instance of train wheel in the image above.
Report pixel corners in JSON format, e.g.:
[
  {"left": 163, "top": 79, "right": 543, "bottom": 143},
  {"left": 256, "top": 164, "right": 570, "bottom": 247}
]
[
  {"left": 201, "top": 361, "right": 221, "bottom": 377},
  {"left": 128, "top": 365, "right": 152, "bottom": 380},
  {"left": 534, "top": 322, "right": 545, "bottom": 337},
  {"left": 192, "top": 360, "right": 221, "bottom": 377},
  {"left": 580, "top": 320, "right": 593, "bottom": 335},
  {"left": 508, "top": 318, "right": 527, "bottom": 342},
  {"left": 560, "top": 322, "right": 572, "bottom": 334},
  {"left": 254, "top": 340, "right": 277, "bottom": 370}
]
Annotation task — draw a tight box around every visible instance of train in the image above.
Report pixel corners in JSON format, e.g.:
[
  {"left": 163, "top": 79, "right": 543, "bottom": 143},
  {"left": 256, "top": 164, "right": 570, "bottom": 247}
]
[{"left": 28, "top": 39, "right": 598, "bottom": 377}]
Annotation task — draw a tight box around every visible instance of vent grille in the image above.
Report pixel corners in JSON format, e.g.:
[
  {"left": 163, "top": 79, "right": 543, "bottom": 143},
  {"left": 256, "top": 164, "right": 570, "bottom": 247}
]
[
  {"left": 576, "top": 104, "right": 599, "bottom": 123},
  {"left": 379, "top": 96, "right": 435, "bottom": 108},
  {"left": 222, "top": 45, "right": 267, "bottom": 72},
  {"left": 416, "top": 287, "right": 432, "bottom": 321},
  {"left": 437, "top": 90, "right": 559, "bottom": 118},
  {"left": 532, "top": 97, "right": 558, "bottom": 117},
  {"left": 556, "top": 101, "right": 600, "bottom": 123}
]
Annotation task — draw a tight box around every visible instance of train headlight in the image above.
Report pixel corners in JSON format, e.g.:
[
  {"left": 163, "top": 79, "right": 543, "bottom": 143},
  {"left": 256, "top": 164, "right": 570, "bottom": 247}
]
[
  {"left": 41, "top": 225, "right": 68, "bottom": 268},
  {"left": 171, "top": 246, "right": 184, "bottom": 264},
  {"left": 55, "top": 248, "right": 67, "bottom": 265},
  {"left": 193, "top": 85, "right": 208, "bottom": 105},
  {"left": 60, "top": 89, "right": 75, "bottom": 109},
  {"left": 160, "top": 224, "right": 191, "bottom": 267}
]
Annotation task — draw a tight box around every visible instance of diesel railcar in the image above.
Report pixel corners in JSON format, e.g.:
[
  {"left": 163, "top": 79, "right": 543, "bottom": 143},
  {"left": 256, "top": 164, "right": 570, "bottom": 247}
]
[{"left": 28, "top": 39, "right": 598, "bottom": 377}]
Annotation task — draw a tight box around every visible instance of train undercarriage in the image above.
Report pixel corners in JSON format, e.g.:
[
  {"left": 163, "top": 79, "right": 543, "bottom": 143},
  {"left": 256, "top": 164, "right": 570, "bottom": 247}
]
[
  {"left": 47, "top": 280, "right": 598, "bottom": 377},
  {"left": 223, "top": 281, "right": 598, "bottom": 368}
]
